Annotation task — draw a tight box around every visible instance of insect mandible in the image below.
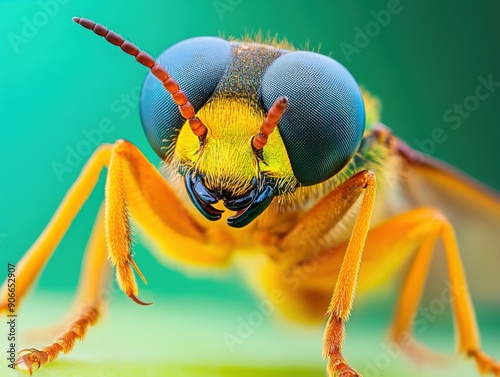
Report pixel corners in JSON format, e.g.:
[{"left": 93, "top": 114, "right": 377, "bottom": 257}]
[{"left": 1, "top": 16, "right": 500, "bottom": 377}]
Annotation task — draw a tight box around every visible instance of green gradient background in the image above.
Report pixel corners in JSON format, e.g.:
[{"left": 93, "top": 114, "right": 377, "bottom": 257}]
[{"left": 0, "top": 1, "right": 499, "bottom": 377}]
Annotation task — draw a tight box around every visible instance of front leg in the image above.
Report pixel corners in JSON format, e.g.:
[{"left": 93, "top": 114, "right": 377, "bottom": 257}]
[
  {"left": 280, "top": 170, "right": 377, "bottom": 377},
  {"left": 4, "top": 140, "right": 213, "bottom": 373}
]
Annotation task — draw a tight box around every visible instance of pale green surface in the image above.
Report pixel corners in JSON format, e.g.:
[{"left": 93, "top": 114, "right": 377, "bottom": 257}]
[
  {"left": 0, "top": 358, "right": 486, "bottom": 377},
  {"left": 1, "top": 294, "right": 497, "bottom": 377},
  {"left": 2, "top": 360, "right": 326, "bottom": 377}
]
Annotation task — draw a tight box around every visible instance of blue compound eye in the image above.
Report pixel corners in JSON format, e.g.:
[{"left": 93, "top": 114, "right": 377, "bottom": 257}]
[
  {"left": 261, "top": 51, "right": 365, "bottom": 186},
  {"left": 140, "top": 37, "right": 231, "bottom": 160}
]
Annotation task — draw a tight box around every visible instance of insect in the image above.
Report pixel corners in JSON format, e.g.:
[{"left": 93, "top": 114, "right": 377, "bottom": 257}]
[{"left": 1, "top": 16, "right": 499, "bottom": 377}]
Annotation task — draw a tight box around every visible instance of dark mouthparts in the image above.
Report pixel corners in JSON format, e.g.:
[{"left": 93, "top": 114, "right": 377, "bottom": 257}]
[{"left": 185, "top": 173, "right": 276, "bottom": 228}]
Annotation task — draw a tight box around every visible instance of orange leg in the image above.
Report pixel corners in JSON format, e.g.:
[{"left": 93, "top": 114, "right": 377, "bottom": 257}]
[
  {"left": 20, "top": 205, "right": 113, "bottom": 346},
  {"left": 327, "top": 206, "right": 500, "bottom": 376},
  {"left": 263, "top": 177, "right": 498, "bottom": 377},
  {"left": 16, "top": 206, "right": 108, "bottom": 374},
  {"left": 103, "top": 140, "right": 229, "bottom": 302},
  {"left": 373, "top": 208, "right": 500, "bottom": 376},
  {"left": 0, "top": 145, "right": 111, "bottom": 311},
  {"left": 265, "top": 204, "right": 498, "bottom": 376},
  {"left": 0, "top": 141, "right": 206, "bottom": 311},
  {"left": 322, "top": 172, "right": 377, "bottom": 377},
  {"left": 278, "top": 170, "right": 378, "bottom": 377},
  {"left": 0, "top": 140, "right": 226, "bottom": 373}
]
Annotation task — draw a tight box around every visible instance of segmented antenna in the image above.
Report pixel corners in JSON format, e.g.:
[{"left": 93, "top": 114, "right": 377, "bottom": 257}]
[
  {"left": 72, "top": 17, "right": 208, "bottom": 139},
  {"left": 252, "top": 96, "right": 288, "bottom": 150}
]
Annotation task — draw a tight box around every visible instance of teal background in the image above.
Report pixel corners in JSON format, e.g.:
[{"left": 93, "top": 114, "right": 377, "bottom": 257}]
[{"left": 0, "top": 1, "right": 499, "bottom": 376}]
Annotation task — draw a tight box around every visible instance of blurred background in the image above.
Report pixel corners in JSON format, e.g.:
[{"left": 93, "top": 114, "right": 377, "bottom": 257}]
[{"left": 0, "top": 1, "right": 499, "bottom": 376}]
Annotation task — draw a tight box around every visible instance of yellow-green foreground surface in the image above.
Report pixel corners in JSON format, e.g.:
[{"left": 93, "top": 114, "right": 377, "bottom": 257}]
[
  {"left": 3, "top": 361, "right": 329, "bottom": 377},
  {"left": 0, "top": 352, "right": 487, "bottom": 377},
  {"left": 1, "top": 293, "right": 497, "bottom": 377}
]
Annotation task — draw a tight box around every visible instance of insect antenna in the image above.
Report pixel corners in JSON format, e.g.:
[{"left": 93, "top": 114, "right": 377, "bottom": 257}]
[
  {"left": 72, "top": 17, "right": 208, "bottom": 140},
  {"left": 252, "top": 96, "right": 288, "bottom": 150}
]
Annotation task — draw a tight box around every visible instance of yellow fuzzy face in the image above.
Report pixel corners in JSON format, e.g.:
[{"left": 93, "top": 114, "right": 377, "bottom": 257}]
[{"left": 175, "top": 95, "right": 296, "bottom": 198}]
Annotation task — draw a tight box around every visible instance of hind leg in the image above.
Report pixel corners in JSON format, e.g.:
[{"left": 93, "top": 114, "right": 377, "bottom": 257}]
[
  {"left": 16, "top": 205, "right": 109, "bottom": 374},
  {"left": 382, "top": 208, "right": 500, "bottom": 375}
]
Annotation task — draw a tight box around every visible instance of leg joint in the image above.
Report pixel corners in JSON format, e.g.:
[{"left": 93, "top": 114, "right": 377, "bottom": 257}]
[{"left": 112, "top": 139, "right": 134, "bottom": 156}]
